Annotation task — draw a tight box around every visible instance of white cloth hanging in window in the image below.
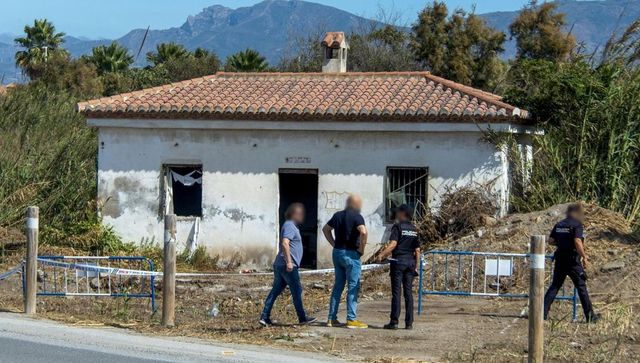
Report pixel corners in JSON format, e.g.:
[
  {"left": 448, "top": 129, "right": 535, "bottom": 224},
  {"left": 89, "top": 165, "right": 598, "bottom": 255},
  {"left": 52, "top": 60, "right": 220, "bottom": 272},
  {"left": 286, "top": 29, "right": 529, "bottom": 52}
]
[
  {"left": 171, "top": 170, "right": 202, "bottom": 186},
  {"left": 187, "top": 217, "right": 201, "bottom": 260}
]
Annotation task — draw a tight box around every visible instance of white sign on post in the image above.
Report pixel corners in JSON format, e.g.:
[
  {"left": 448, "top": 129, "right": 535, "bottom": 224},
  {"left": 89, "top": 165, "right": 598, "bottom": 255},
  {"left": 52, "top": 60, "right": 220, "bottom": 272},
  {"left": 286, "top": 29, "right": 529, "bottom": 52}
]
[
  {"left": 484, "top": 259, "right": 513, "bottom": 277},
  {"left": 76, "top": 262, "right": 99, "bottom": 279}
]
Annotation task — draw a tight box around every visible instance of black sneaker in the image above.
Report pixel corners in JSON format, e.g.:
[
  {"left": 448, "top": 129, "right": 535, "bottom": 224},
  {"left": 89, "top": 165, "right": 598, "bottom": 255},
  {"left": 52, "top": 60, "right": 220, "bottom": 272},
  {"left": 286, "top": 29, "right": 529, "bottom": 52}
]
[
  {"left": 259, "top": 318, "right": 273, "bottom": 327},
  {"left": 299, "top": 316, "right": 318, "bottom": 325},
  {"left": 405, "top": 324, "right": 413, "bottom": 330},
  {"left": 586, "top": 312, "right": 601, "bottom": 323},
  {"left": 383, "top": 323, "right": 398, "bottom": 330}
]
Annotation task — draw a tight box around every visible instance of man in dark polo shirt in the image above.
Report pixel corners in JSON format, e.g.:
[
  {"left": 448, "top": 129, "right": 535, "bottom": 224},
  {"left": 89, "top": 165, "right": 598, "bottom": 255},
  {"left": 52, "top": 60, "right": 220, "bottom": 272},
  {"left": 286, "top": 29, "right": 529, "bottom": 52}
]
[
  {"left": 376, "top": 204, "right": 421, "bottom": 330},
  {"left": 322, "top": 194, "right": 369, "bottom": 329},
  {"left": 543, "top": 203, "right": 600, "bottom": 322}
]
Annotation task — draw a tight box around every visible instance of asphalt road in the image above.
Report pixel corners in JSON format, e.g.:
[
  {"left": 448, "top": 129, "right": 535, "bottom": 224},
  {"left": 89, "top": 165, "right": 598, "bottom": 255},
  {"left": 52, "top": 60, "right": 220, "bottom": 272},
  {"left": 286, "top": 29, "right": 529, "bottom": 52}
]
[
  {"left": 0, "top": 312, "right": 339, "bottom": 363},
  {"left": 0, "top": 336, "right": 158, "bottom": 363}
]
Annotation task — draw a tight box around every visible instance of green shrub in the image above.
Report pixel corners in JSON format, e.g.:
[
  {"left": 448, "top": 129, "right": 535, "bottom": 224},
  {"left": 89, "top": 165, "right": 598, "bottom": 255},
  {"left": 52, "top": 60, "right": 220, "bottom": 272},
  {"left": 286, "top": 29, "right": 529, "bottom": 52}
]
[
  {"left": 0, "top": 83, "right": 97, "bottom": 235},
  {"left": 502, "top": 60, "right": 640, "bottom": 229}
]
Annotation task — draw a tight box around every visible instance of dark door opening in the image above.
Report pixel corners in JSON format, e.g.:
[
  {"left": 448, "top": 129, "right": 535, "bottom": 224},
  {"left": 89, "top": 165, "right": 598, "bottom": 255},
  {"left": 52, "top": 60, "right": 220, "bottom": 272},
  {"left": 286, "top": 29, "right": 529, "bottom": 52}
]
[{"left": 278, "top": 169, "right": 318, "bottom": 269}]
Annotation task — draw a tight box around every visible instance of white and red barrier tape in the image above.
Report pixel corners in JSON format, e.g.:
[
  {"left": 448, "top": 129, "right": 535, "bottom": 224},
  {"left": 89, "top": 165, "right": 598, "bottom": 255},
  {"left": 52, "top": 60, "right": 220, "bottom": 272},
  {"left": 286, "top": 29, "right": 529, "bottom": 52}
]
[
  {"left": 37, "top": 258, "right": 162, "bottom": 277},
  {"left": 176, "top": 263, "right": 387, "bottom": 278},
  {"left": 35, "top": 258, "right": 386, "bottom": 278}
]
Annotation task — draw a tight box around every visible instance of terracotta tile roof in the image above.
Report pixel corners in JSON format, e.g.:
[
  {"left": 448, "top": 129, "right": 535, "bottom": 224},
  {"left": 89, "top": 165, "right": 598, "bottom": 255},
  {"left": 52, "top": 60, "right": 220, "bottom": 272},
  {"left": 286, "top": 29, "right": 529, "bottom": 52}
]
[
  {"left": 77, "top": 72, "right": 529, "bottom": 122},
  {"left": 321, "top": 32, "right": 346, "bottom": 48}
]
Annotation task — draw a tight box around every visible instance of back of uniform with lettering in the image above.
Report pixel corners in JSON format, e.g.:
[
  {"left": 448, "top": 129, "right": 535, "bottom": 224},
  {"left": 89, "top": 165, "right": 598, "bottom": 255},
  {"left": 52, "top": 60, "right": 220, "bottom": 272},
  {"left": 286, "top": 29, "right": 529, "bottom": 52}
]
[
  {"left": 389, "top": 221, "right": 420, "bottom": 261},
  {"left": 550, "top": 217, "right": 584, "bottom": 258}
]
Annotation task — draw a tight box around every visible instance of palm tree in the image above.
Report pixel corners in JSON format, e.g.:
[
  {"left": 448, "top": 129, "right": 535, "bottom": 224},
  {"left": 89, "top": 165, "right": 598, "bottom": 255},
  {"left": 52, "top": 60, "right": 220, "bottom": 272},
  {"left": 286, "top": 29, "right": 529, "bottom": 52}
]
[
  {"left": 87, "top": 42, "right": 134, "bottom": 74},
  {"left": 193, "top": 47, "right": 210, "bottom": 59},
  {"left": 225, "top": 48, "right": 269, "bottom": 72},
  {"left": 14, "top": 19, "right": 67, "bottom": 77},
  {"left": 146, "top": 43, "right": 188, "bottom": 66}
]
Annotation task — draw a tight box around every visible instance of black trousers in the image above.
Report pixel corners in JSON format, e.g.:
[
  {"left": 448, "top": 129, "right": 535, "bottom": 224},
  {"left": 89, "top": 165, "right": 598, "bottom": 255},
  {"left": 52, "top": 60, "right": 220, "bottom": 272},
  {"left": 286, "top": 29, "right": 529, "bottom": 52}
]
[
  {"left": 389, "top": 260, "right": 416, "bottom": 326},
  {"left": 543, "top": 256, "right": 594, "bottom": 320}
]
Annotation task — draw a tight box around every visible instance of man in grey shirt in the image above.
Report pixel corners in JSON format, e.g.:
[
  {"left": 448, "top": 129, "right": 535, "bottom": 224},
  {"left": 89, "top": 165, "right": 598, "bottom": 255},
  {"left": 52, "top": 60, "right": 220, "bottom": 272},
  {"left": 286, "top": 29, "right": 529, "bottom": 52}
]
[{"left": 259, "top": 203, "right": 317, "bottom": 327}]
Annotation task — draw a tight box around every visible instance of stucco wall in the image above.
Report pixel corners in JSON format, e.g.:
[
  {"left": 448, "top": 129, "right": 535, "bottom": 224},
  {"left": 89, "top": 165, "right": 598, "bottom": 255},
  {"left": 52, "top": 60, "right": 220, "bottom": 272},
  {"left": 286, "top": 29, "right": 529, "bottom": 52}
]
[{"left": 95, "top": 120, "right": 515, "bottom": 268}]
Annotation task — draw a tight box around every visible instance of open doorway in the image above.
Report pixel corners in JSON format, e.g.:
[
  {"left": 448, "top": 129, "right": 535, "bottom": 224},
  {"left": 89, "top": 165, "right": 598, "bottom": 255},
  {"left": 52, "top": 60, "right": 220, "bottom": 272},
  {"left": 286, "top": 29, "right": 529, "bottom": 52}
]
[{"left": 279, "top": 169, "right": 318, "bottom": 269}]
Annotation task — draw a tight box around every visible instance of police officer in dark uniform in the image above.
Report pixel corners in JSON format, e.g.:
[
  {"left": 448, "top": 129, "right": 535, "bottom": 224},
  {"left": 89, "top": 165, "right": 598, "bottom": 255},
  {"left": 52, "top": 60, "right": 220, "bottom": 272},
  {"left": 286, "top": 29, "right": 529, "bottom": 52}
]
[
  {"left": 543, "top": 203, "right": 600, "bottom": 322},
  {"left": 376, "top": 204, "right": 421, "bottom": 330}
]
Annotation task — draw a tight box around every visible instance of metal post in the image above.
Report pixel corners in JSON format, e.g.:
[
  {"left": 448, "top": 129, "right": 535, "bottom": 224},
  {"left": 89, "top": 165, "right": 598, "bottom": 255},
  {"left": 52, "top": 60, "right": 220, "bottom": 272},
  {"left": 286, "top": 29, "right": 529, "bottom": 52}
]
[
  {"left": 25, "top": 206, "right": 39, "bottom": 315},
  {"left": 162, "top": 214, "right": 177, "bottom": 327},
  {"left": 528, "top": 235, "right": 546, "bottom": 363},
  {"left": 149, "top": 259, "right": 157, "bottom": 312},
  {"left": 417, "top": 256, "right": 424, "bottom": 315}
]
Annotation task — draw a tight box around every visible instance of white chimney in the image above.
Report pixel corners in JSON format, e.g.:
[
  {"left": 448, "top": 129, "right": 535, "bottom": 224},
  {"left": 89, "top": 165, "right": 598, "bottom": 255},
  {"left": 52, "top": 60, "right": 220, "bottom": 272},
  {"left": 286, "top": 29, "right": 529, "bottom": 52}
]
[{"left": 321, "top": 32, "right": 348, "bottom": 73}]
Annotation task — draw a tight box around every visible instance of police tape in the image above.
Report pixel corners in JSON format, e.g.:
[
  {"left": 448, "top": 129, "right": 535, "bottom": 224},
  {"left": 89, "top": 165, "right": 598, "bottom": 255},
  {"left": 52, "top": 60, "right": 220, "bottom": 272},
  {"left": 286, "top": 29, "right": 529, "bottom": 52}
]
[
  {"left": 36, "top": 257, "right": 386, "bottom": 278},
  {"left": 176, "top": 263, "right": 387, "bottom": 278},
  {"left": 0, "top": 263, "right": 23, "bottom": 281},
  {"left": 37, "top": 258, "right": 162, "bottom": 277}
]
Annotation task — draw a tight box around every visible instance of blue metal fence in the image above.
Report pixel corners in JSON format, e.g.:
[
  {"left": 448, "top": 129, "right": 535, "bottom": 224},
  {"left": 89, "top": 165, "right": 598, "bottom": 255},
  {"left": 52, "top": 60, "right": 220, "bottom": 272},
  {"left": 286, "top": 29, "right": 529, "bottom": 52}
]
[
  {"left": 418, "top": 250, "right": 578, "bottom": 321},
  {"left": 25, "top": 255, "right": 157, "bottom": 312}
]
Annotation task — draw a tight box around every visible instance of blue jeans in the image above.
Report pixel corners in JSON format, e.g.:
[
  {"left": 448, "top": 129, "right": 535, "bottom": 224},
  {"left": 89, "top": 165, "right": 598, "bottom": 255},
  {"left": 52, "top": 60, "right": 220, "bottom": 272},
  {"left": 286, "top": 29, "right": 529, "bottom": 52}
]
[
  {"left": 260, "top": 264, "right": 308, "bottom": 322},
  {"left": 328, "top": 248, "right": 362, "bottom": 321}
]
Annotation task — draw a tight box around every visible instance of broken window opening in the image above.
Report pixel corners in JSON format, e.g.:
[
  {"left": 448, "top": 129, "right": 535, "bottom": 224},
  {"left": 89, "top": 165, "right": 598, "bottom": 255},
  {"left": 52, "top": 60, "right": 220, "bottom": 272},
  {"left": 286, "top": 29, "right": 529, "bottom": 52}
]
[
  {"left": 385, "top": 167, "right": 429, "bottom": 222},
  {"left": 163, "top": 165, "right": 203, "bottom": 217}
]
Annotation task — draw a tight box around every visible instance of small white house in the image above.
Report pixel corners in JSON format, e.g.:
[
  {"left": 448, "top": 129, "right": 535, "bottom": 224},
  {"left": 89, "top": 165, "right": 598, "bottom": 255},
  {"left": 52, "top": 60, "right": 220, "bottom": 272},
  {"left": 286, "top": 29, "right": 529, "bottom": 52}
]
[{"left": 78, "top": 33, "right": 533, "bottom": 269}]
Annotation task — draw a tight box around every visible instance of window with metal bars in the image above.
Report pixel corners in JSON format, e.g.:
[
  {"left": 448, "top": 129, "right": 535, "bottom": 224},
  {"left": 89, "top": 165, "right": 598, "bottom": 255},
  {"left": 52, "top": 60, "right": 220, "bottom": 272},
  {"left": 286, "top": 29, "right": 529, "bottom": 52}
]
[{"left": 385, "top": 167, "right": 429, "bottom": 221}]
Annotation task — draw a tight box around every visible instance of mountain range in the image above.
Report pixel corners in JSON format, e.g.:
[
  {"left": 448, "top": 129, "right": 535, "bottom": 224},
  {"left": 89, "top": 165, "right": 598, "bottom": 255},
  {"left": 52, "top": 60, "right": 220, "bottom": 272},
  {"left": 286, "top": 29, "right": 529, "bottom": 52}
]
[{"left": 2, "top": 0, "right": 640, "bottom": 84}]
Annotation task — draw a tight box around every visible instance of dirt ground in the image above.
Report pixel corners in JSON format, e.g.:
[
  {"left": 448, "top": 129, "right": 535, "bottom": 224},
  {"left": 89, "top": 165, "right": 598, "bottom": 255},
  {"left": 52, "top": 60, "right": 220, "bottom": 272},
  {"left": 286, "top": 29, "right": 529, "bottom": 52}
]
[{"left": 1, "top": 203, "right": 639, "bottom": 362}]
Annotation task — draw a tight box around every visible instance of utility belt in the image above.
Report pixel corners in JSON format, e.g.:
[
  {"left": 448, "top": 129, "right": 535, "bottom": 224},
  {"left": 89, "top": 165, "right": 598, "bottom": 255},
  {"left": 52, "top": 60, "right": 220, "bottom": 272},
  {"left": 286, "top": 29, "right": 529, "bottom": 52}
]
[
  {"left": 390, "top": 256, "right": 415, "bottom": 264},
  {"left": 554, "top": 250, "right": 580, "bottom": 263}
]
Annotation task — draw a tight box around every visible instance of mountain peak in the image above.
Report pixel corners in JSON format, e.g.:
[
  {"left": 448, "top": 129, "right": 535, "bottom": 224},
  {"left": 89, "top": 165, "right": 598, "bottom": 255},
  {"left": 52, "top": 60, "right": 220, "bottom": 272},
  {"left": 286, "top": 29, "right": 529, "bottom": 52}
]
[
  {"left": 169, "top": 0, "right": 363, "bottom": 50},
  {"left": 182, "top": 5, "right": 234, "bottom": 34},
  {"left": 3, "top": 0, "right": 640, "bottom": 85}
]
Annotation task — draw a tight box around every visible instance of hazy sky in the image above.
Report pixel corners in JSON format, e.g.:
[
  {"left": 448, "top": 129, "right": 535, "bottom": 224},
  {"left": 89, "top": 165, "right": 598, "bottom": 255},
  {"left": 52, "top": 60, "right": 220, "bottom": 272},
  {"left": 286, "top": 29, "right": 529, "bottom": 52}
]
[{"left": 2, "top": 0, "right": 531, "bottom": 39}]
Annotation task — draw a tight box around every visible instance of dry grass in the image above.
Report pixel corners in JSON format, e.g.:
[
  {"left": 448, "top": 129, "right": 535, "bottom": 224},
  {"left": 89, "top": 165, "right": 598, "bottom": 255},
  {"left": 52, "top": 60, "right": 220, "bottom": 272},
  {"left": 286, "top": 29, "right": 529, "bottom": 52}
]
[{"left": 1, "top": 203, "right": 638, "bottom": 362}]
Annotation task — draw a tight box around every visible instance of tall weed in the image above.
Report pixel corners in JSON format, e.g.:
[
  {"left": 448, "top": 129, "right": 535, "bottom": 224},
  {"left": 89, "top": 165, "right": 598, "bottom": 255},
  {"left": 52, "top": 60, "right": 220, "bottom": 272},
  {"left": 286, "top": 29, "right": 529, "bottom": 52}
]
[
  {"left": 0, "top": 84, "right": 97, "bottom": 239},
  {"left": 502, "top": 60, "right": 640, "bottom": 229}
]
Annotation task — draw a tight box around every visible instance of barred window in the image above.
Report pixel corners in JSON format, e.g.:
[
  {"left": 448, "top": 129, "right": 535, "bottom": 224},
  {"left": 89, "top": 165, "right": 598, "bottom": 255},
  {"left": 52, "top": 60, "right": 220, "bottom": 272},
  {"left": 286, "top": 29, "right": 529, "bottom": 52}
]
[{"left": 385, "top": 167, "right": 429, "bottom": 221}]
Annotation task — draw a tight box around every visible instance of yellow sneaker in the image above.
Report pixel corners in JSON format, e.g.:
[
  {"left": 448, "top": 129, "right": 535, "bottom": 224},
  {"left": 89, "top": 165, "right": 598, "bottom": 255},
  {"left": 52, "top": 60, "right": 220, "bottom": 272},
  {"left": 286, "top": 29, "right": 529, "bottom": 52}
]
[
  {"left": 346, "top": 320, "right": 368, "bottom": 329},
  {"left": 326, "top": 319, "right": 341, "bottom": 327}
]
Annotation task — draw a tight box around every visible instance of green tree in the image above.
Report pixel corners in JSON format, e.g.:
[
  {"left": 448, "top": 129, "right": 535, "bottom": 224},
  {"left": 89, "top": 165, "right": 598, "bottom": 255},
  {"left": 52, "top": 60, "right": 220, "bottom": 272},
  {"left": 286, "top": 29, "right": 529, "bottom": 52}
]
[
  {"left": 14, "top": 19, "right": 68, "bottom": 79},
  {"left": 349, "top": 25, "right": 420, "bottom": 72},
  {"left": 411, "top": 1, "right": 448, "bottom": 76},
  {"left": 411, "top": 2, "right": 505, "bottom": 89},
  {"left": 146, "top": 42, "right": 188, "bottom": 66},
  {"left": 278, "top": 32, "right": 324, "bottom": 72},
  {"left": 29, "top": 52, "right": 103, "bottom": 99},
  {"left": 464, "top": 11, "right": 507, "bottom": 90},
  {"left": 443, "top": 9, "right": 473, "bottom": 84},
  {"left": 101, "top": 47, "right": 220, "bottom": 96},
  {"left": 193, "top": 47, "right": 210, "bottom": 59},
  {"left": 100, "top": 67, "right": 171, "bottom": 96},
  {"left": 225, "top": 49, "right": 268, "bottom": 72},
  {"left": 86, "top": 42, "right": 133, "bottom": 75},
  {"left": 164, "top": 51, "right": 220, "bottom": 81},
  {"left": 279, "top": 26, "right": 419, "bottom": 73},
  {"left": 509, "top": 0, "right": 576, "bottom": 62},
  {"left": 501, "top": 59, "right": 640, "bottom": 228}
]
